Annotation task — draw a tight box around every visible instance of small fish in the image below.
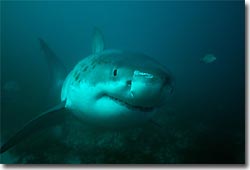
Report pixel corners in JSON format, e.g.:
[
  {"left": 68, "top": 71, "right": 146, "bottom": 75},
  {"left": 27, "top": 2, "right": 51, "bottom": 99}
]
[
  {"left": 1, "top": 81, "right": 21, "bottom": 104},
  {"left": 200, "top": 54, "right": 216, "bottom": 64},
  {"left": 3, "top": 81, "right": 20, "bottom": 92}
]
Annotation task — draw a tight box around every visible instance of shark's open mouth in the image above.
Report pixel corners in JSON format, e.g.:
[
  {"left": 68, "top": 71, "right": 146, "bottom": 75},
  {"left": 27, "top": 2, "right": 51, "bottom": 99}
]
[{"left": 105, "top": 95, "right": 154, "bottom": 112}]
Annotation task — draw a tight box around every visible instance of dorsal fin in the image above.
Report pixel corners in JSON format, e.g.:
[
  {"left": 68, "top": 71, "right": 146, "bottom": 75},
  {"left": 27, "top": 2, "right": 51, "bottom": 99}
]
[
  {"left": 38, "top": 38, "right": 67, "bottom": 105},
  {"left": 92, "top": 27, "right": 104, "bottom": 54}
]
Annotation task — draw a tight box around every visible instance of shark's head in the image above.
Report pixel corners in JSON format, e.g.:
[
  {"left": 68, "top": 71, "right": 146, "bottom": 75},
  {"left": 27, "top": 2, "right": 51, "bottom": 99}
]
[
  {"left": 61, "top": 50, "right": 174, "bottom": 128},
  {"left": 61, "top": 28, "right": 174, "bottom": 128}
]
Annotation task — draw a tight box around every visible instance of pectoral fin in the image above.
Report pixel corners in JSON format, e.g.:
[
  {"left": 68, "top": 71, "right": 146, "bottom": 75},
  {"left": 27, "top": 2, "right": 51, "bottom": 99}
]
[{"left": 0, "top": 101, "right": 67, "bottom": 154}]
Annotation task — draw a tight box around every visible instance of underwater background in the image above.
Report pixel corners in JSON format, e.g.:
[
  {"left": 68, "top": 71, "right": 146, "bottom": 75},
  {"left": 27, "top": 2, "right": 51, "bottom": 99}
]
[{"left": 0, "top": 1, "right": 245, "bottom": 164}]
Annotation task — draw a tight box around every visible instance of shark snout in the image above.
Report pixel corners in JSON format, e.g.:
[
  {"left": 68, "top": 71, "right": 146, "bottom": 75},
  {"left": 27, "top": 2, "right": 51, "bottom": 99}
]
[{"left": 126, "top": 70, "right": 171, "bottom": 107}]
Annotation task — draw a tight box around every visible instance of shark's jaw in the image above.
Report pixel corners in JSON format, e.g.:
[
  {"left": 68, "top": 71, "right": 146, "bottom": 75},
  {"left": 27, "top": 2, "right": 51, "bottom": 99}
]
[
  {"left": 102, "top": 94, "right": 155, "bottom": 113},
  {"left": 63, "top": 88, "right": 157, "bottom": 128}
]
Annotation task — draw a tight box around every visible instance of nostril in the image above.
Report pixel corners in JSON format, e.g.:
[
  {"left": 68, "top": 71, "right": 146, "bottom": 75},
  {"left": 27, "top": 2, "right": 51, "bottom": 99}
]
[{"left": 127, "top": 80, "right": 132, "bottom": 86}]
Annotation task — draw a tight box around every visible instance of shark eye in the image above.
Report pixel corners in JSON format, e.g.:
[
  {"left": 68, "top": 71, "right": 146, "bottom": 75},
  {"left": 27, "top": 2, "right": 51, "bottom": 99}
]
[{"left": 113, "top": 69, "right": 118, "bottom": 77}]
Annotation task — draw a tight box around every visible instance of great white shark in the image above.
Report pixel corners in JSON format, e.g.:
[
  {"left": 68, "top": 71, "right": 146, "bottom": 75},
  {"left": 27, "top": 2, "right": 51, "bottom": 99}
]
[{"left": 0, "top": 28, "right": 174, "bottom": 154}]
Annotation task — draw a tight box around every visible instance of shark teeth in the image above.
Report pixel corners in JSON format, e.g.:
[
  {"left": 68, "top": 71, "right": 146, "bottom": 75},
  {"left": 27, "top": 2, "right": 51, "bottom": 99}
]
[{"left": 105, "top": 95, "right": 154, "bottom": 112}]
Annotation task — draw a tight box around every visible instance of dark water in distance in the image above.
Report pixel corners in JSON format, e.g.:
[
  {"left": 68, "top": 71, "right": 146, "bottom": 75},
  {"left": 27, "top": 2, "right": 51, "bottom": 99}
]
[{"left": 0, "top": 1, "right": 245, "bottom": 163}]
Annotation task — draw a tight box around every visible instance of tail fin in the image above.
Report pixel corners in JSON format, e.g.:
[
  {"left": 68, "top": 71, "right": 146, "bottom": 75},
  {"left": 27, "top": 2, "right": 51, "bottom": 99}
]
[{"left": 38, "top": 38, "right": 67, "bottom": 104}]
